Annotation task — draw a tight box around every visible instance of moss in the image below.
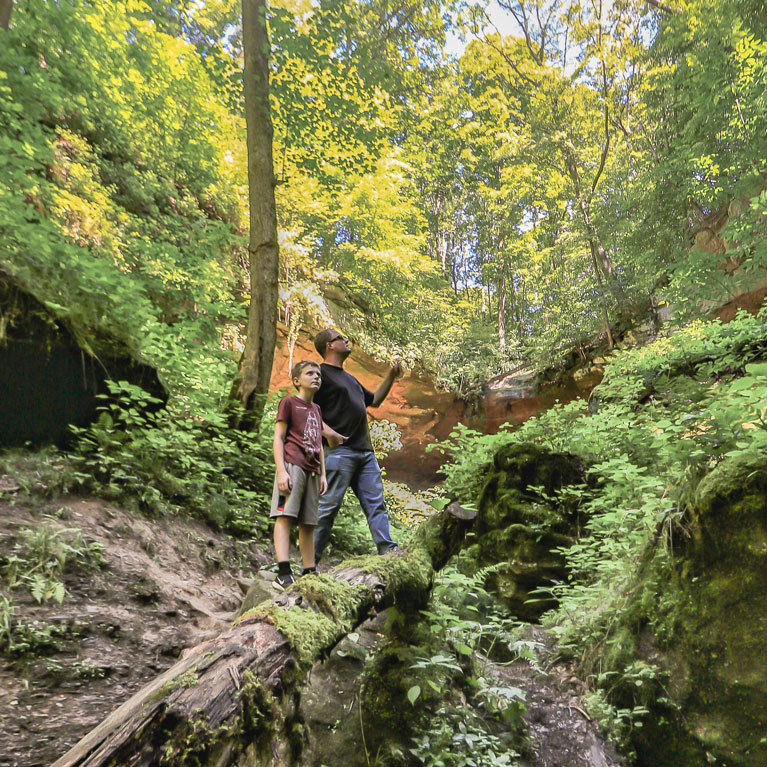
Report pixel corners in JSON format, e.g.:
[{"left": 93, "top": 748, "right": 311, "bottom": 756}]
[
  {"left": 487, "top": 443, "right": 584, "bottom": 501},
  {"left": 359, "top": 641, "right": 433, "bottom": 758},
  {"left": 240, "top": 602, "right": 341, "bottom": 668},
  {"left": 342, "top": 548, "right": 433, "bottom": 591},
  {"left": 476, "top": 443, "right": 584, "bottom": 540},
  {"left": 468, "top": 442, "right": 587, "bottom": 620},
  {"left": 341, "top": 548, "right": 435, "bottom": 614},
  {"left": 408, "top": 513, "right": 451, "bottom": 568},
  {"left": 573, "top": 452, "right": 767, "bottom": 766},
  {"left": 691, "top": 452, "right": 767, "bottom": 565},
  {"left": 237, "top": 575, "right": 370, "bottom": 667},
  {"left": 158, "top": 670, "right": 281, "bottom": 766},
  {"left": 294, "top": 573, "right": 369, "bottom": 623},
  {"left": 151, "top": 666, "right": 202, "bottom": 703},
  {"left": 667, "top": 467, "right": 767, "bottom": 765},
  {"left": 694, "top": 451, "right": 767, "bottom": 515}
]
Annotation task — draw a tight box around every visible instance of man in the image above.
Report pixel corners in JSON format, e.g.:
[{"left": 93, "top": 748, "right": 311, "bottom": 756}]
[{"left": 312, "top": 328, "right": 402, "bottom": 561}]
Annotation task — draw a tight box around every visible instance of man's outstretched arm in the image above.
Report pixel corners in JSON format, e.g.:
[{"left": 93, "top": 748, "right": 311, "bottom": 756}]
[{"left": 371, "top": 361, "right": 403, "bottom": 407}]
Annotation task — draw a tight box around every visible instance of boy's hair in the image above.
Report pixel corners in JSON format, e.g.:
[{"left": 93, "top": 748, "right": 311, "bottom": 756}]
[
  {"left": 314, "top": 328, "right": 338, "bottom": 358},
  {"left": 291, "top": 360, "right": 320, "bottom": 384}
]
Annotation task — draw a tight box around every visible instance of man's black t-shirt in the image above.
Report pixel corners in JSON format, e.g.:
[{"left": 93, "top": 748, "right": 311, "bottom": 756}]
[{"left": 314, "top": 363, "right": 374, "bottom": 451}]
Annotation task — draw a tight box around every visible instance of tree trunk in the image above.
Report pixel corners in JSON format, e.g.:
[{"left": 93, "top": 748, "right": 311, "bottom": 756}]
[
  {"left": 567, "top": 152, "right": 615, "bottom": 348},
  {"left": 235, "top": 0, "right": 279, "bottom": 429},
  {"left": 497, "top": 258, "right": 507, "bottom": 354},
  {"left": 52, "top": 506, "right": 474, "bottom": 767},
  {"left": 588, "top": 242, "right": 615, "bottom": 349},
  {"left": 576, "top": 195, "right": 616, "bottom": 281},
  {"left": 0, "top": 0, "right": 12, "bottom": 31},
  {"left": 438, "top": 229, "right": 448, "bottom": 278}
]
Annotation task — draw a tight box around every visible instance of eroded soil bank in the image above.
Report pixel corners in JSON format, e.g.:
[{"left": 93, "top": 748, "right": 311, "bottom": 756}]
[{"left": 0, "top": 491, "right": 268, "bottom": 767}]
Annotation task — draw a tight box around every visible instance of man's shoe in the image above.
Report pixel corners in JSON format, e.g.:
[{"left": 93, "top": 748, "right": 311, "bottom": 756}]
[{"left": 272, "top": 572, "right": 296, "bottom": 591}]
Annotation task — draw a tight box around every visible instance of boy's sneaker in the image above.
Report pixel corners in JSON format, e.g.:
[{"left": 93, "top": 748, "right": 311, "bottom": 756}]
[{"left": 272, "top": 572, "right": 296, "bottom": 591}]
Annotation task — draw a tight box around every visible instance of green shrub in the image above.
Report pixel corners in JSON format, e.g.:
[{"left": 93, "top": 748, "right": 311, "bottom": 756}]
[
  {"left": 3, "top": 519, "right": 105, "bottom": 605},
  {"left": 431, "top": 312, "right": 767, "bottom": 745},
  {"left": 71, "top": 380, "right": 272, "bottom": 536},
  {"left": 406, "top": 563, "right": 528, "bottom": 767}
]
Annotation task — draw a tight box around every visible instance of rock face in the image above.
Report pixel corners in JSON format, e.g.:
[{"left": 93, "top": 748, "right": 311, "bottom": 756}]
[
  {"left": 0, "top": 275, "right": 165, "bottom": 446},
  {"left": 636, "top": 453, "right": 767, "bottom": 767},
  {"left": 481, "top": 367, "right": 586, "bottom": 435},
  {"left": 592, "top": 452, "right": 767, "bottom": 767},
  {"left": 472, "top": 443, "right": 585, "bottom": 621}
]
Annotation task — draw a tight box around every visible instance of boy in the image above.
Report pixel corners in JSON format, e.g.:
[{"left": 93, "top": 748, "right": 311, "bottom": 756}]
[{"left": 271, "top": 360, "right": 327, "bottom": 590}]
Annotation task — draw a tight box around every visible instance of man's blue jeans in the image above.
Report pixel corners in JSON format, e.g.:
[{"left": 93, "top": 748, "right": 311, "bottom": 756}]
[{"left": 314, "top": 446, "right": 397, "bottom": 560}]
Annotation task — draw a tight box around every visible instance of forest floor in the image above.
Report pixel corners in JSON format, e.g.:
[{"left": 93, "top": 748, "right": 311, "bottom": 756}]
[
  {"left": 0, "top": 488, "right": 271, "bottom": 767},
  {"left": 507, "top": 627, "right": 623, "bottom": 767}
]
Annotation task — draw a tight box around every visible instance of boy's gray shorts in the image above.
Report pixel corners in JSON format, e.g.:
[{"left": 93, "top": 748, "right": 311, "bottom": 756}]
[{"left": 270, "top": 463, "right": 319, "bottom": 525}]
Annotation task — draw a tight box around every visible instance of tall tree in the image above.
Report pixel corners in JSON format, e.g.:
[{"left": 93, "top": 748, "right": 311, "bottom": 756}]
[
  {"left": 0, "top": 0, "right": 11, "bottom": 31},
  {"left": 237, "top": 0, "right": 279, "bottom": 426}
]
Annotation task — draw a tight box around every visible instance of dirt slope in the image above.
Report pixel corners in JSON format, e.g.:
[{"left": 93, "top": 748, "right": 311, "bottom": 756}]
[{"left": 0, "top": 493, "right": 269, "bottom": 767}]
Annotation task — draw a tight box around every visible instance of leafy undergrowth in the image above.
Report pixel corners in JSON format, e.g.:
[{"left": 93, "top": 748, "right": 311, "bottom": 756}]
[
  {"left": 403, "top": 562, "right": 528, "bottom": 767},
  {"left": 432, "top": 309, "right": 767, "bottom": 750},
  {"left": 68, "top": 380, "right": 273, "bottom": 537},
  {"left": 358, "top": 559, "right": 619, "bottom": 767}
]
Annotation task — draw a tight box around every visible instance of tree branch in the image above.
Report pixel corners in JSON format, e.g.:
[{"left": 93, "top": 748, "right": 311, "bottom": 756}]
[
  {"left": 0, "top": 0, "right": 12, "bottom": 31},
  {"left": 591, "top": 61, "right": 611, "bottom": 194},
  {"left": 475, "top": 14, "right": 540, "bottom": 90},
  {"left": 643, "top": 0, "right": 679, "bottom": 14}
]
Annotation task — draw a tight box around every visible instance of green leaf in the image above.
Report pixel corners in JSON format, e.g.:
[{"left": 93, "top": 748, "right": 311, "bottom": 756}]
[
  {"left": 407, "top": 685, "right": 421, "bottom": 706},
  {"left": 745, "top": 363, "right": 767, "bottom": 377},
  {"left": 53, "top": 582, "right": 66, "bottom": 604},
  {"left": 729, "top": 377, "right": 755, "bottom": 391}
]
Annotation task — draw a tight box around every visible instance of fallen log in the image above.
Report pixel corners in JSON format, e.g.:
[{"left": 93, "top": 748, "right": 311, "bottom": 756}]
[{"left": 53, "top": 505, "right": 475, "bottom": 767}]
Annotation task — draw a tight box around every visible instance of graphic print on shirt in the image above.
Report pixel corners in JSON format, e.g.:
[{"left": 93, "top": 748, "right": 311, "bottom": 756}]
[{"left": 303, "top": 410, "right": 321, "bottom": 459}]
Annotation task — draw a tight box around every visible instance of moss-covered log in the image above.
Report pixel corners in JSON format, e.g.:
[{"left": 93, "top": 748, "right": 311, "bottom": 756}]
[{"left": 52, "top": 504, "right": 474, "bottom": 767}]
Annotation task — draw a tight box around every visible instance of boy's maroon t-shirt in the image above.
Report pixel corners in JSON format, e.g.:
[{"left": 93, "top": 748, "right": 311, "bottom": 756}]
[{"left": 276, "top": 396, "right": 323, "bottom": 473}]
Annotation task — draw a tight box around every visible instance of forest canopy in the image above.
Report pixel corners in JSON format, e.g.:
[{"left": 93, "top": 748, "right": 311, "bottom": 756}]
[{"left": 2, "top": 0, "right": 766, "bottom": 402}]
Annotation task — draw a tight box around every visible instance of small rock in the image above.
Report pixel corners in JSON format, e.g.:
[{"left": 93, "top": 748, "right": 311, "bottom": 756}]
[{"left": 0, "top": 475, "right": 20, "bottom": 493}]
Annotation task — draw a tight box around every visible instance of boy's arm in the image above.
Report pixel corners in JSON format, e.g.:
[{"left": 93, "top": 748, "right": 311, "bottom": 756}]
[
  {"left": 273, "top": 421, "right": 292, "bottom": 492},
  {"left": 319, "top": 445, "right": 327, "bottom": 495},
  {"left": 322, "top": 421, "right": 347, "bottom": 448}
]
